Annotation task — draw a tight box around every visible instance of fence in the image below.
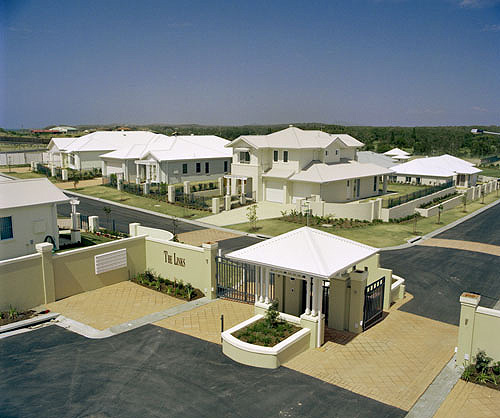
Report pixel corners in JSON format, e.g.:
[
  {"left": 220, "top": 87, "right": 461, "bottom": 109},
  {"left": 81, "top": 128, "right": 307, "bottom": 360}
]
[
  {"left": 175, "top": 192, "right": 213, "bottom": 210},
  {"left": 0, "top": 149, "right": 50, "bottom": 166},
  {"left": 383, "top": 180, "right": 455, "bottom": 208}
]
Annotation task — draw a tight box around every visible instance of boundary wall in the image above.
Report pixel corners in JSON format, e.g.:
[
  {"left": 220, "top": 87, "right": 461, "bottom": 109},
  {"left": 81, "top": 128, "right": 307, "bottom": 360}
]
[{"left": 457, "top": 293, "right": 500, "bottom": 365}]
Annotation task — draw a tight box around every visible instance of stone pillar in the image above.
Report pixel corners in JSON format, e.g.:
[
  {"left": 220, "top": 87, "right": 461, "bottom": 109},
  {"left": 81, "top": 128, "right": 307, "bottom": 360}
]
[
  {"left": 143, "top": 182, "right": 150, "bottom": 195},
  {"left": 212, "top": 197, "right": 221, "bottom": 214},
  {"left": 226, "top": 177, "right": 231, "bottom": 196},
  {"left": 349, "top": 269, "right": 368, "bottom": 334},
  {"left": 50, "top": 165, "right": 56, "bottom": 177},
  {"left": 61, "top": 169, "right": 68, "bottom": 181},
  {"left": 224, "top": 195, "right": 231, "bottom": 211},
  {"left": 89, "top": 216, "right": 99, "bottom": 233},
  {"left": 167, "top": 185, "right": 175, "bottom": 203},
  {"left": 283, "top": 183, "right": 288, "bottom": 204},
  {"left": 457, "top": 293, "right": 480, "bottom": 366},
  {"left": 240, "top": 193, "right": 246, "bottom": 205},
  {"left": 36, "top": 243, "right": 55, "bottom": 304},
  {"left": 330, "top": 273, "right": 350, "bottom": 330},
  {"left": 30, "top": 161, "right": 36, "bottom": 171},
  {"left": 117, "top": 173, "right": 123, "bottom": 191},
  {"left": 218, "top": 177, "right": 224, "bottom": 194},
  {"left": 101, "top": 160, "right": 107, "bottom": 177},
  {"left": 202, "top": 242, "right": 219, "bottom": 299},
  {"left": 129, "top": 222, "right": 140, "bottom": 236},
  {"left": 183, "top": 181, "right": 190, "bottom": 195}
]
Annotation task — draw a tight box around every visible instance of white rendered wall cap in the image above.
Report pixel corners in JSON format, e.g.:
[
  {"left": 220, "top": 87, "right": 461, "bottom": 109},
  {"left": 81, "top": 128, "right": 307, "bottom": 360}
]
[{"left": 460, "top": 292, "right": 481, "bottom": 306}]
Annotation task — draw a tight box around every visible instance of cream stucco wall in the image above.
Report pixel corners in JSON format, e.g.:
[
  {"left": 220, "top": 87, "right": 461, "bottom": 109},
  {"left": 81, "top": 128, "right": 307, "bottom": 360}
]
[{"left": 0, "top": 203, "right": 60, "bottom": 261}]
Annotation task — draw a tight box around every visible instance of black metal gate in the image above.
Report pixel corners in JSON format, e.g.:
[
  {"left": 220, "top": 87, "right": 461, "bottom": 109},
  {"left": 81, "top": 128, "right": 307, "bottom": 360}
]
[
  {"left": 216, "top": 256, "right": 256, "bottom": 303},
  {"left": 322, "top": 280, "right": 330, "bottom": 323},
  {"left": 362, "top": 277, "right": 385, "bottom": 331},
  {"left": 80, "top": 214, "right": 89, "bottom": 231}
]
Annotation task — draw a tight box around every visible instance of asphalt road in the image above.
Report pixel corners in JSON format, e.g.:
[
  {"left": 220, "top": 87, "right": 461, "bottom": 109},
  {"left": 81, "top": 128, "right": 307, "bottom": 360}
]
[
  {"left": 0, "top": 325, "right": 405, "bottom": 418},
  {"left": 380, "top": 200, "right": 500, "bottom": 325},
  {"left": 58, "top": 193, "right": 264, "bottom": 254}
]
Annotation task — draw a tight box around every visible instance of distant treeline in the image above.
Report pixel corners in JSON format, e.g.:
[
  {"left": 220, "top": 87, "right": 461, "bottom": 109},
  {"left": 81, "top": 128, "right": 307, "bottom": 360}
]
[{"left": 2, "top": 124, "right": 500, "bottom": 158}]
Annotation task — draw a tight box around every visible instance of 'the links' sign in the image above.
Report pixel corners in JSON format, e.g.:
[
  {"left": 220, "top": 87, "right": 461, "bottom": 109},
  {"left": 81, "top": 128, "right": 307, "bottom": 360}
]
[{"left": 164, "top": 250, "right": 186, "bottom": 267}]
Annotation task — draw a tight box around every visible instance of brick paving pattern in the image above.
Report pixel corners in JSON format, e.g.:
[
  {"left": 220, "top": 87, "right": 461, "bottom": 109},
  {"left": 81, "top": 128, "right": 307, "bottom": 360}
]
[
  {"left": 434, "top": 379, "right": 500, "bottom": 418},
  {"left": 177, "top": 228, "right": 240, "bottom": 247},
  {"left": 283, "top": 309, "right": 458, "bottom": 411},
  {"left": 420, "top": 238, "right": 500, "bottom": 257},
  {"left": 154, "top": 299, "right": 254, "bottom": 344},
  {"left": 44, "top": 281, "right": 185, "bottom": 330}
]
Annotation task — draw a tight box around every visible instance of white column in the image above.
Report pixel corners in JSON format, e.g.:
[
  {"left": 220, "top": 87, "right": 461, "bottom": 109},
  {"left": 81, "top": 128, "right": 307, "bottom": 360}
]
[
  {"left": 317, "top": 278, "right": 323, "bottom": 348},
  {"left": 226, "top": 177, "right": 231, "bottom": 196},
  {"left": 305, "top": 278, "right": 311, "bottom": 315},
  {"left": 259, "top": 267, "right": 265, "bottom": 303},
  {"left": 265, "top": 269, "right": 270, "bottom": 304},
  {"left": 255, "top": 266, "right": 261, "bottom": 302},
  {"left": 311, "top": 277, "right": 318, "bottom": 316}
]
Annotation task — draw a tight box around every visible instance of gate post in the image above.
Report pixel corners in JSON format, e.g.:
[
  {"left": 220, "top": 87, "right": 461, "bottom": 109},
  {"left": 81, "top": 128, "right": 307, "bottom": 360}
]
[
  {"left": 330, "top": 273, "right": 350, "bottom": 330},
  {"left": 349, "top": 269, "right": 368, "bottom": 334},
  {"left": 202, "top": 242, "right": 218, "bottom": 299}
]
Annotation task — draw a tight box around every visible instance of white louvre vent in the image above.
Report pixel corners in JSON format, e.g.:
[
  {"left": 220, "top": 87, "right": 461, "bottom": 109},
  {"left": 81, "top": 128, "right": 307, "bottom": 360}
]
[{"left": 95, "top": 248, "right": 127, "bottom": 274}]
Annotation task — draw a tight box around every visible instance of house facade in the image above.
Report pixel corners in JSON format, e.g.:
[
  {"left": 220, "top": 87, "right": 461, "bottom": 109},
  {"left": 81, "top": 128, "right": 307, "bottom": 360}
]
[
  {"left": 390, "top": 154, "right": 481, "bottom": 186},
  {"left": 101, "top": 134, "right": 232, "bottom": 184},
  {"left": 226, "top": 126, "right": 392, "bottom": 204},
  {"left": 0, "top": 177, "right": 69, "bottom": 260}
]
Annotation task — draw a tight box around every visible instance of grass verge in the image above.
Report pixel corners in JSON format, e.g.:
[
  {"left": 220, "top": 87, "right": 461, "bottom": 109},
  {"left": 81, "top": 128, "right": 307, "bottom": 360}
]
[{"left": 229, "top": 192, "right": 500, "bottom": 248}]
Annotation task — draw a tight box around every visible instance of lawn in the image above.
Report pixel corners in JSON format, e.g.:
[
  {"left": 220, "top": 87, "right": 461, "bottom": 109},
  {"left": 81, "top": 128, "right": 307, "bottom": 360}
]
[
  {"left": 0, "top": 170, "right": 49, "bottom": 179},
  {"left": 479, "top": 166, "right": 500, "bottom": 178},
  {"left": 360, "top": 183, "right": 427, "bottom": 202},
  {"left": 229, "top": 192, "right": 500, "bottom": 248},
  {"left": 56, "top": 232, "right": 114, "bottom": 252},
  {"left": 75, "top": 185, "right": 208, "bottom": 219}
]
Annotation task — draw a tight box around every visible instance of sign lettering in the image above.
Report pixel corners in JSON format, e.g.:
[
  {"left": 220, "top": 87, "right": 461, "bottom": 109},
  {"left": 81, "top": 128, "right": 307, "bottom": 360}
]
[{"left": 164, "top": 250, "right": 186, "bottom": 267}]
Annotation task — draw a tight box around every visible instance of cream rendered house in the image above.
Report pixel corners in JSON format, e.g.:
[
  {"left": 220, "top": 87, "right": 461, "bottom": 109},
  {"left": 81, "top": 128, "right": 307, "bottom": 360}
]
[
  {"left": 226, "top": 126, "right": 392, "bottom": 204},
  {"left": 0, "top": 177, "right": 69, "bottom": 260}
]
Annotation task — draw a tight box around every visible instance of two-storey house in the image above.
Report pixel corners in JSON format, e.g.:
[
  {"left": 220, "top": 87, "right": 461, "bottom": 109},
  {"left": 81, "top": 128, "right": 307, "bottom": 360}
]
[{"left": 225, "top": 126, "right": 392, "bottom": 204}]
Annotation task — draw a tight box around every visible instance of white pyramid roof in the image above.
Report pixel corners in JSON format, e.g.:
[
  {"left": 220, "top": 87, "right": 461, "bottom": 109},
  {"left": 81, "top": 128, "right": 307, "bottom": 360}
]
[
  {"left": 384, "top": 148, "right": 410, "bottom": 157},
  {"left": 392, "top": 154, "right": 481, "bottom": 177},
  {"left": 226, "top": 227, "right": 378, "bottom": 279}
]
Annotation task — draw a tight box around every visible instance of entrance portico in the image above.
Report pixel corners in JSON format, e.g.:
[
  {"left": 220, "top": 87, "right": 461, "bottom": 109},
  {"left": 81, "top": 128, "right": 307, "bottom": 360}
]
[{"left": 225, "top": 227, "right": 380, "bottom": 347}]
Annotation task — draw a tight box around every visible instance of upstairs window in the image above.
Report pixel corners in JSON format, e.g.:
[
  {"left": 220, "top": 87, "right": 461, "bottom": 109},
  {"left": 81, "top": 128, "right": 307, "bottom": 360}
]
[
  {"left": 205, "top": 162, "right": 210, "bottom": 173},
  {"left": 239, "top": 151, "right": 250, "bottom": 164},
  {"left": 196, "top": 162, "right": 201, "bottom": 173},
  {"left": 373, "top": 176, "right": 377, "bottom": 192},
  {"left": 283, "top": 150, "right": 289, "bottom": 163},
  {"left": 273, "top": 150, "right": 279, "bottom": 162},
  {"left": 224, "top": 161, "right": 229, "bottom": 172},
  {"left": 182, "top": 163, "right": 188, "bottom": 174},
  {"left": 0, "top": 216, "right": 13, "bottom": 240}
]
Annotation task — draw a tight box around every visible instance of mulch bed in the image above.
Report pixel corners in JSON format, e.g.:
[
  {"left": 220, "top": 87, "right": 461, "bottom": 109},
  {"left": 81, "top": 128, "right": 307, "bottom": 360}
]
[
  {"left": 233, "top": 318, "right": 301, "bottom": 347},
  {"left": 0, "top": 310, "right": 37, "bottom": 327},
  {"left": 130, "top": 277, "right": 204, "bottom": 302}
]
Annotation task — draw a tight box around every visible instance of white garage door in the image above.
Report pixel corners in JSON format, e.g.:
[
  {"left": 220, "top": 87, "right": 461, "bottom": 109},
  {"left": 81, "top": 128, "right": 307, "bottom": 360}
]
[
  {"left": 265, "top": 180, "right": 284, "bottom": 203},
  {"left": 105, "top": 160, "right": 123, "bottom": 175},
  {"left": 292, "top": 182, "right": 314, "bottom": 203}
]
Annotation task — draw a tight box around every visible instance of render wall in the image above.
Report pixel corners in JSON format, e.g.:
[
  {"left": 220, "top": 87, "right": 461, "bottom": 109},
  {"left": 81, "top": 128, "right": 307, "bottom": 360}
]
[
  {"left": 471, "top": 308, "right": 500, "bottom": 361},
  {"left": 164, "top": 158, "right": 230, "bottom": 185}
]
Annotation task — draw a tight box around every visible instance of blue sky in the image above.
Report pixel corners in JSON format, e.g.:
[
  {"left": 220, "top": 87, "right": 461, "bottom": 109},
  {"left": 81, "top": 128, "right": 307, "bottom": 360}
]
[{"left": 1, "top": 0, "right": 499, "bottom": 128}]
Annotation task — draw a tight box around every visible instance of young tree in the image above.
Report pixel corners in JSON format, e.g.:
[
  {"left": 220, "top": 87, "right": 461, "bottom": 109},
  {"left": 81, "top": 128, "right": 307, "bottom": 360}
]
[
  {"left": 246, "top": 204, "right": 258, "bottom": 231},
  {"left": 103, "top": 206, "right": 112, "bottom": 228},
  {"left": 72, "top": 173, "right": 81, "bottom": 189}
]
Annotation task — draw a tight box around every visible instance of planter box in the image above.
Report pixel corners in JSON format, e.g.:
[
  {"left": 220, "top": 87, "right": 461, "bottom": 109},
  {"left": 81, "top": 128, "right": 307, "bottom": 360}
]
[{"left": 221, "top": 314, "right": 311, "bottom": 369}]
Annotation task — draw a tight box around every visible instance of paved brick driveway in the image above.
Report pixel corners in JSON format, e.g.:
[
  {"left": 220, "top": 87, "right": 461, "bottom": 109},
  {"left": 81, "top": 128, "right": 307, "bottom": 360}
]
[{"left": 43, "top": 281, "right": 185, "bottom": 330}]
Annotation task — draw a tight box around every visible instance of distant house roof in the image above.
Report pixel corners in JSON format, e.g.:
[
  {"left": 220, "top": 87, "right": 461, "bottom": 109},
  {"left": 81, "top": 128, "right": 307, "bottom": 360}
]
[
  {"left": 139, "top": 135, "right": 232, "bottom": 162},
  {"left": 357, "top": 151, "right": 397, "bottom": 168},
  {"left": 227, "top": 126, "right": 364, "bottom": 150},
  {"left": 391, "top": 154, "right": 481, "bottom": 177},
  {"left": 289, "top": 161, "right": 393, "bottom": 184},
  {"left": 60, "top": 131, "right": 159, "bottom": 153},
  {"left": 0, "top": 178, "right": 70, "bottom": 209},
  {"left": 226, "top": 226, "right": 378, "bottom": 279},
  {"left": 384, "top": 148, "right": 410, "bottom": 157},
  {"left": 48, "top": 137, "right": 77, "bottom": 152}
]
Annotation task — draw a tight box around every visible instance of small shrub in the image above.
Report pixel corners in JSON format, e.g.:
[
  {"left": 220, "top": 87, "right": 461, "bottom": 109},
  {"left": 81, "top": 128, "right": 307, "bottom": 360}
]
[{"left": 475, "top": 351, "right": 492, "bottom": 372}]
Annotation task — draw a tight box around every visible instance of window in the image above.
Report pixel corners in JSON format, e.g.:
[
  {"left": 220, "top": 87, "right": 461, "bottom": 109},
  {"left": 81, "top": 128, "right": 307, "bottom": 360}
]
[
  {"left": 405, "top": 176, "right": 411, "bottom": 183},
  {"left": 0, "top": 216, "right": 13, "bottom": 240},
  {"left": 416, "top": 177, "right": 421, "bottom": 185},
  {"left": 373, "top": 176, "right": 377, "bottom": 192},
  {"left": 205, "top": 162, "right": 209, "bottom": 173},
  {"left": 325, "top": 151, "right": 328, "bottom": 156},
  {"left": 347, "top": 180, "right": 350, "bottom": 186},
  {"left": 182, "top": 163, "right": 188, "bottom": 174},
  {"left": 196, "top": 162, "right": 201, "bottom": 173},
  {"left": 224, "top": 161, "right": 229, "bottom": 172},
  {"left": 273, "top": 150, "right": 279, "bottom": 162},
  {"left": 239, "top": 151, "right": 250, "bottom": 164},
  {"left": 283, "top": 150, "right": 289, "bottom": 163},
  {"left": 335, "top": 149, "right": 339, "bottom": 156}
]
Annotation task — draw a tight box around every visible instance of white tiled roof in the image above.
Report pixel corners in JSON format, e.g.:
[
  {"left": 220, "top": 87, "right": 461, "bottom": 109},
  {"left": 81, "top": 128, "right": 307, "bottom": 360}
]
[
  {"left": 384, "top": 148, "right": 410, "bottom": 157},
  {"left": 391, "top": 154, "right": 481, "bottom": 177},
  {"left": 357, "top": 151, "right": 397, "bottom": 168},
  {"left": 262, "top": 167, "right": 296, "bottom": 179},
  {"left": 48, "top": 137, "right": 77, "bottom": 152},
  {"left": 62, "top": 131, "right": 159, "bottom": 153},
  {"left": 0, "top": 178, "right": 70, "bottom": 209},
  {"left": 226, "top": 227, "right": 378, "bottom": 279},
  {"left": 290, "top": 161, "right": 393, "bottom": 184},
  {"left": 228, "top": 127, "right": 363, "bottom": 150}
]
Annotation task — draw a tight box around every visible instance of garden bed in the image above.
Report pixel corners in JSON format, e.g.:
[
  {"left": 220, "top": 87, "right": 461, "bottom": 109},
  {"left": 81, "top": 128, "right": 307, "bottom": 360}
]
[
  {"left": 131, "top": 270, "right": 204, "bottom": 301},
  {"left": 234, "top": 318, "right": 301, "bottom": 347},
  {"left": 462, "top": 351, "right": 500, "bottom": 391},
  {"left": 418, "top": 192, "right": 459, "bottom": 209},
  {"left": 0, "top": 308, "right": 37, "bottom": 326}
]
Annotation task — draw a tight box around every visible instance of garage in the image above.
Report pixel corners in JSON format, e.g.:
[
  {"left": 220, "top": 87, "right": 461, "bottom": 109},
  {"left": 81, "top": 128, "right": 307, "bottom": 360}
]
[
  {"left": 265, "top": 179, "right": 284, "bottom": 203},
  {"left": 292, "top": 181, "right": 314, "bottom": 203}
]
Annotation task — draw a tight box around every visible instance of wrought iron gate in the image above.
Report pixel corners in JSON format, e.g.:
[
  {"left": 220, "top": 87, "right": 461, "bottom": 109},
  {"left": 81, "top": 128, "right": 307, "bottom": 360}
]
[
  {"left": 216, "top": 256, "right": 256, "bottom": 303},
  {"left": 362, "top": 277, "right": 385, "bottom": 331},
  {"left": 322, "top": 280, "right": 330, "bottom": 323},
  {"left": 80, "top": 214, "right": 89, "bottom": 231}
]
